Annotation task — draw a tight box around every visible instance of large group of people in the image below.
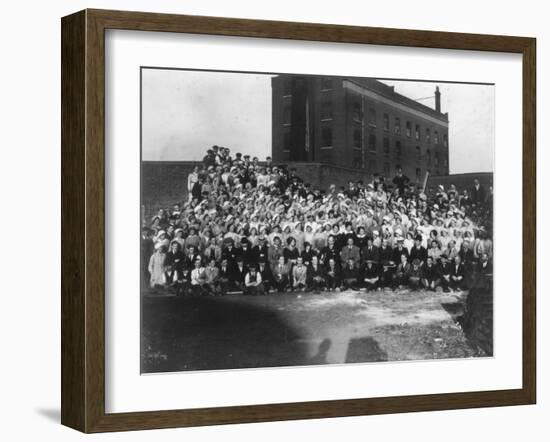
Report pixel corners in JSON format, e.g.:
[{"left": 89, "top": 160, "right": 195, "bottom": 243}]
[{"left": 142, "top": 145, "right": 493, "bottom": 296}]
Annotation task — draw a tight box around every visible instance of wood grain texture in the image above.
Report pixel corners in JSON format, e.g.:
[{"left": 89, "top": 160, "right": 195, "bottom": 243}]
[
  {"left": 61, "top": 10, "right": 86, "bottom": 432},
  {"left": 60, "top": 8, "right": 537, "bottom": 433}
]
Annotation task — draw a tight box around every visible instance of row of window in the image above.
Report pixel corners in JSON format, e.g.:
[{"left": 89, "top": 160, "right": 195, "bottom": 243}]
[
  {"left": 282, "top": 101, "right": 448, "bottom": 147},
  {"left": 282, "top": 78, "right": 334, "bottom": 96}
]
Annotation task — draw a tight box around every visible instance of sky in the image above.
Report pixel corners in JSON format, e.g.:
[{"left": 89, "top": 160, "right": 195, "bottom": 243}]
[{"left": 141, "top": 69, "right": 494, "bottom": 174}]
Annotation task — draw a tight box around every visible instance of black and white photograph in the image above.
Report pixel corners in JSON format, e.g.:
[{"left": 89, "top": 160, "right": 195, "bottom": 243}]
[{"left": 140, "top": 68, "right": 494, "bottom": 374}]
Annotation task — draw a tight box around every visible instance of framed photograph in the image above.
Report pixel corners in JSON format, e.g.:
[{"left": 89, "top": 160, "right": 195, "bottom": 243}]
[{"left": 61, "top": 9, "right": 536, "bottom": 433}]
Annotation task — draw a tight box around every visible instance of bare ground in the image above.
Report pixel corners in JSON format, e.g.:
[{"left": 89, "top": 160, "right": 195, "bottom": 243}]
[{"left": 141, "top": 288, "right": 487, "bottom": 373}]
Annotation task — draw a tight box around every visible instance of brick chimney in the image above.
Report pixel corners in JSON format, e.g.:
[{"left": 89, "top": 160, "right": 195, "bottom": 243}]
[{"left": 435, "top": 86, "right": 441, "bottom": 113}]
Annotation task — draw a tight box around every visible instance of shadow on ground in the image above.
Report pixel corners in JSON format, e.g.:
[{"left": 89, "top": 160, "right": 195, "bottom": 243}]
[{"left": 142, "top": 295, "right": 310, "bottom": 373}]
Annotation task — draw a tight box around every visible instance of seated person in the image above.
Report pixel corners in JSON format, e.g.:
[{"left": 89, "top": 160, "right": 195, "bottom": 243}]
[
  {"left": 244, "top": 264, "right": 264, "bottom": 295},
  {"left": 450, "top": 255, "right": 467, "bottom": 291},
  {"left": 341, "top": 257, "right": 359, "bottom": 291},
  {"left": 257, "top": 259, "right": 274, "bottom": 292},
  {"left": 217, "top": 258, "right": 233, "bottom": 295},
  {"left": 437, "top": 254, "right": 452, "bottom": 292},
  {"left": 271, "top": 255, "right": 291, "bottom": 292},
  {"left": 361, "top": 260, "right": 380, "bottom": 291},
  {"left": 231, "top": 257, "right": 247, "bottom": 291},
  {"left": 380, "top": 259, "right": 397, "bottom": 289},
  {"left": 190, "top": 258, "right": 207, "bottom": 296},
  {"left": 292, "top": 256, "right": 308, "bottom": 292},
  {"left": 421, "top": 256, "right": 439, "bottom": 290},
  {"left": 325, "top": 258, "right": 340, "bottom": 291},
  {"left": 307, "top": 255, "right": 325, "bottom": 293},
  {"left": 174, "top": 267, "right": 191, "bottom": 296},
  {"left": 394, "top": 254, "right": 412, "bottom": 288},
  {"left": 203, "top": 258, "right": 220, "bottom": 295},
  {"left": 408, "top": 258, "right": 423, "bottom": 289}
]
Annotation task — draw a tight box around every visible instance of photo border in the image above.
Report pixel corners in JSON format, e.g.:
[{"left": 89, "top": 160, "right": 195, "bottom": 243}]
[{"left": 61, "top": 9, "right": 536, "bottom": 432}]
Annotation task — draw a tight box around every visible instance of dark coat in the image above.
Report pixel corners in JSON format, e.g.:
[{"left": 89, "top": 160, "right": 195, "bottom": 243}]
[
  {"left": 410, "top": 245, "right": 428, "bottom": 264},
  {"left": 392, "top": 246, "right": 410, "bottom": 263},
  {"left": 361, "top": 245, "right": 380, "bottom": 263}
]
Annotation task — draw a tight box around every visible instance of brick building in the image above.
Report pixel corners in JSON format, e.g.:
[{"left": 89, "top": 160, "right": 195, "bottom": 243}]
[{"left": 271, "top": 75, "right": 450, "bottom": 183}]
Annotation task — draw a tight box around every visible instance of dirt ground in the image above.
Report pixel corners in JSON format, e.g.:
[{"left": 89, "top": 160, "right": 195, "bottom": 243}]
[{"left": 141, "top": 288, "right": 487, "bottom": 373}]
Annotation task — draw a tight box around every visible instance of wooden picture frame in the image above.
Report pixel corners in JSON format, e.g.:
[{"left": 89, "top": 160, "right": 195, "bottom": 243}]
[{"left": 61, "top": 8, "right": 536, "bottom": 433}]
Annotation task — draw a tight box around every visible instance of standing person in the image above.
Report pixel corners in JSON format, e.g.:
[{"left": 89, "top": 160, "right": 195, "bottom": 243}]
[
  {"left": 141, "top": 227, "right": 154, "bottom": 287},
  {"left": 421, "top": 256, "right": 439, "bottom": 291},
  {"left": 268, "top": 236, "right": 284, "bottom": 268},
  {"left": 340, "top": 237, "right": 361, "bottom": 265},
  {"left": 361, "top": 260, "right": 380, "bottom": 292},
  {"left": 148, "top": 245, "right": 167, "bottom": 289},
  {"left": 341, "top": 257, "right": 359, "bottom": 291},
  {"left": 361, "top": 237, "right": 380, "bottom": 265},
  {"left": 392, "top": 167, "right": 410, "bottom": 195},
  {"left": 320, "top": 235, "right": 340, "bottom": 266},
  {"left": 244, "top": 265, "right": 264, "bottom": 295},
  {"left": 272, "top": 256, "right": 291, "bottom": 293},
  {"left": 409, "top": 235, "right": 428, "bottom": 267},
  {"left": 307, "top": 255, "right": 325, "bottom": 293},
  {"left": 187, "top": 166, "right": 199, "bottom": 201},
  {"left": 292, "top": 256, "right": 308, "bottom": 292},
  {"left": 471, "top": 178, "right": 486, "bottom": 207},
  {"left": 325, "top": 258, "right": 340, "bottom": 292}
]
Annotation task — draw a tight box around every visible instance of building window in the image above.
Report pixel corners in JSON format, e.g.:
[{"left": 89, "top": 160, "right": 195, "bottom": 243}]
[
  {"left": 383, "top": 113, "right": 389, "bottom": 131},
  {"left": 283, "top": 105, "right": 291, "bottom": 125},
  {"left": 443, "top": 134, "right": 448, "bottom": 147},
  {"left": 426, "top": 128, "right": 431, "bottom": 144},
  {"left": 321, "top": 101, "right": 333, "bottom": 120},
  {"left": 434, "top": 152, "right": 440, "bottom": 167},
  {"left": 416, "top": 168, "right": 421, "bottom": 180},
  {"left": 443, "top": 157, "right": 448, "bottom": 167},
  {"left": 383, "top": 137, "right": 390, "bottom": 155},
  {"left": 383, "top": 162, "right": 390, "bottom": 176},
  {"left": 416, "top": 146, "right": 421, "bottom": 160},
  {"left": 369, "top": 160, "right": 378, "bottom": 174},
  {"left": 426, "top": 148, "right": 431, "bottom": 164},
  {"left": 353, "top": 157, "right": 362, "bottom": 169},
  {"left": 321, "top": 77, "right": 333, "bottom": 90},
  {"left": 351, "top": 101, "right": 362, "bottom": 121},
  {"left": 283, "top": 80, "right": 292, "bottom": 96},
  {"left": 406, "top": 121, "right": 412, "bottom": 137},
  {"left": 283, "top": 131, "right": 291, "bottom": 151},
  {"left": 394, "top": 117, "right": 401, "bottom": 135},
  {"left": 353, "top": 129, "right": 362, "bottom": 149},
  {"left": 368, "top": 108, "right": 376, "bottom": 127},
  {"left": 368, "top": 134, "right": 377, "bottom": 152},
  {"left": 395, "top": 140, "right": 402, "bottom": 157},
  {"left": 415, "top": 124, "right": 420, "bottom": 140},
  {"left": 434, "top": 130, "right": 439, "bottom": 144},
  {"left": 321, "top": 127, "right": 332, "bottom": 147}
]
